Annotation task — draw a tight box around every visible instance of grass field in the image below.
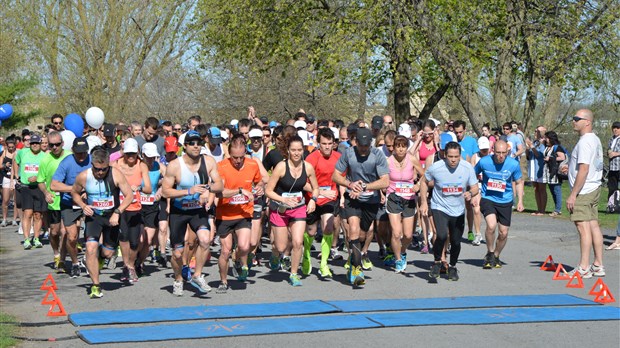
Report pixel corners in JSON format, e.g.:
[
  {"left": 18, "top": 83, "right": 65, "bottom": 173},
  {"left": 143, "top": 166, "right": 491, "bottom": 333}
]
[
  {"left": 520, "top": 182, "right": 619, "bottom": 230},
  {"left": 0, "top": 312, "right": 18, "bottom": 348}
]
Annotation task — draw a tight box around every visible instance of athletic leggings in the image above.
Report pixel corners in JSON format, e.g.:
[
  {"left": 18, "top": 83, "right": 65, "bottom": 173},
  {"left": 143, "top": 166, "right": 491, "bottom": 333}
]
[{"left": 431, "top": 209, "right": 464, "bottom": 266}]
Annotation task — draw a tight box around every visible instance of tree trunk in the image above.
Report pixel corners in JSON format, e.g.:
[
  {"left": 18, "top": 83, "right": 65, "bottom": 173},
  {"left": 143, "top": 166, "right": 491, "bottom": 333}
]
[
  {"left": 418, "top": 82, "right": 449, "bottom": 120},
  {"left": 542, "top": 78, "right": 563, "bottom": 129},
  {"left": 392, "top": 56, "right": 412, "bottom": 125}
]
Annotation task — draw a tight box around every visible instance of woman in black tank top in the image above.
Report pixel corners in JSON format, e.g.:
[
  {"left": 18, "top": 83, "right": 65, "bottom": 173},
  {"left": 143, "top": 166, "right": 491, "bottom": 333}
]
[
  {"left": 0, "top": 139, "right": 18, "bottom": 225},
  {"left": 265, "top": 135, "right": 319, "bottom": 286}
]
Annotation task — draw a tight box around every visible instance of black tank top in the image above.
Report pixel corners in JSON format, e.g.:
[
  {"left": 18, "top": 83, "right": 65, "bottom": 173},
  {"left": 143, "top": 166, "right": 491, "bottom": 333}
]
[
  {"left": 2, "top": 154, "right": 13, "bottom": 178},
  {"left": 275, "top": 160, "right": 307, "bottom": 197}
]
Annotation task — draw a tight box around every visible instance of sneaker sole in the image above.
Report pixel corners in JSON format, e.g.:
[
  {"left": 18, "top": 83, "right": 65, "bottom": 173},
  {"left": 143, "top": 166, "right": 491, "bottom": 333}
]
[{"left": 189, "top": 281, "right": 211, "bottom": 293}]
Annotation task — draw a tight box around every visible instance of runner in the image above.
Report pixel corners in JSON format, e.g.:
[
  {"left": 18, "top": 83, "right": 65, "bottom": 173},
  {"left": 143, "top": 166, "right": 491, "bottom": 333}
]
[
  {"left": 215, "top": 134, "right": 264, "bottom": 292},
  {"left": 111, "top": 138, "right": 152, "bottom": 283},
  {"left": 331, "top": 128, "right": 390, "bottom": 286},
  {"left": 266, "top": 134, "right": 319, "bottom": 286},
  {"left": 414, "top": 120, "right": 439, "bottom": 254},
  {"left": 469, "top": 136, "right": 491, "bottom": 246},
  {"left": 162, "top": 130, "right": 223, "bottom": 296},
  {"left": 0, "top": 137, "right": 18, "bottom": 226},
  {"left": 37, "top": 132, "right": 70, "bottom": 271},
  {"left": 303, "top": 128, "right": 341, "bottom": 278},
  {"left": 384, "top": 135, "right": 424, "bottom": 273},
  {"left": 12, "top": 133, "right": 46, "bottom": 250},
  {"left": 138, "top": 143, "right": 166, "bottom": 269},
  {"left": 51, "top": 137, "right": 92, "bottom": 276},
  {"left": 134, "top": 117, "right": 166, "bottom": 158},
  {"left": 71, "top": 146, "right": 134, "bottom": 298},
  {"left": 474, "top": 140, "right": 524, "bottom": 269},
  {"left": 420, "top": 141, "right": 479, "bottom": 281}
]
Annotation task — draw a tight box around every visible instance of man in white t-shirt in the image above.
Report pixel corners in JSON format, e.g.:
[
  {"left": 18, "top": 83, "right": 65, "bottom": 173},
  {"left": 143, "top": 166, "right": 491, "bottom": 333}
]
[{"left": 562, "top": 109, "right": 605, "bottom": 278}]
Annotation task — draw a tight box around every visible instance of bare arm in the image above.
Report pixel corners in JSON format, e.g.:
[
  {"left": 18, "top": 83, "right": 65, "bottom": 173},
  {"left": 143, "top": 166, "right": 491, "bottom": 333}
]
[
  {"left": 113, "top": 168, "right": 135, "bottom": 213},
  {"left": 140, "top": 162, "right": 152, "bottom": 194}
]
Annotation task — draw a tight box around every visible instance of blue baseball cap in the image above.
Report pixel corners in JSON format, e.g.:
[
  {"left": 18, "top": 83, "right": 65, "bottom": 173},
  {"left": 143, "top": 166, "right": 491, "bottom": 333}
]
[
  {"left": 269, "top": 121, "right": 278, "bottom": 128},
  {"left": 207, "top": 127, "right": 222, "bottom": 145},
  {"left": 440, "top": 132, "right": 454, "bottom": 150}
]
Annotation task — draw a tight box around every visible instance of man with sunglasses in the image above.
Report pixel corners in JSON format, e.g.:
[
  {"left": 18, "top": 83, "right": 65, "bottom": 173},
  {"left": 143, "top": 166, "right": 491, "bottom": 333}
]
[
  {"left": 502, "top": 122, "right": 524, "bottom": 159},
  {"left": 72, "top": 146, "right": 134, "bottom": 298},
  {"left": 13, "top": 133, "right": 47, "bottom": 250},
  {"left": 51, "top": 114, "right": 64, "bottom": 131},
  {"left": 37, "top": 132, "right": 70, "bottom": 271},
  {"left": 383, "top": 115, "right": 393, "bottom": 127},
  {"left": 51, "top": 137, "right": 92, "bottom": 276},
  {"left": 162, "top": 130, "right": 223, "bottom": 297},
  {"left": 563, "top": 109, "right": 605, "bottom": 278}
]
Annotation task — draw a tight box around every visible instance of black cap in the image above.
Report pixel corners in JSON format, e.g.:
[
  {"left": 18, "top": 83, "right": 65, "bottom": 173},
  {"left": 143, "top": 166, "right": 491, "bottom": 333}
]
[
  {"left": 356, "top": 128, "right": 372, "bottom": 147},
  {"left": 371, "top": 116, "right": 383, "bottom": 130},
  {"left": 306, "top": 114, "right": 316, "bottom": 124},
  {"left": 259, "top": 116, "right": 269, "bottom": 124},
  {"left": 72, "top": 137, "right": 89, "bottom": 153},
  {"left": 613, "top": 121, "right": 620, "bottom": 129},
  {"left": 347, "top": 123, "right": 358, "bottom": 134},
  {"left": 103, "top": 124, "right": 116, "bottom": 137}
]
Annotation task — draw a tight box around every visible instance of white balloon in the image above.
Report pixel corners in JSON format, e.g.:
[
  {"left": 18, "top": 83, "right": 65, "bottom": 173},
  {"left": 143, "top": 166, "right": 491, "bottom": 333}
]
[
  {"left": 85, "top": 107, "right": 105, "bottom": 129},
  {"left": 60, "top": 130, "right": 76, "bottom": 150}
]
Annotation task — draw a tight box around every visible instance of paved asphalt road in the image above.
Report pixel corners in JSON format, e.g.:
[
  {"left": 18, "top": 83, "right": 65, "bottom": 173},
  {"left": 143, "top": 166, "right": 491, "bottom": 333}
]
[{"left": 1, "top": 211, "right": 618, "bottom": 347}]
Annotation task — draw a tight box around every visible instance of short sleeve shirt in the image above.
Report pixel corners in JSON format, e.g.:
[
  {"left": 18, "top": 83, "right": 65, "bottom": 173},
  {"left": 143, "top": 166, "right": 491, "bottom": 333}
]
[
  {"left": 15, "top": 148, "right": 44, "bottom": 185},
  {"left": 569, "top": 133, "right": 603, "bottom": 194},
  {"left": 37, "top": 151, "right": 71, "bottom": 210},
  {"left": 459, "top": 135, "right": 479, "bottom": 160},
  {"left": 53, "top": 155, "right": 92, "bottom": 208},
  {"left": 335, "top": 146, "right": 389, "bottom": 204},
  {"left": 425, "top": 159, "right": 478, "bottom": 216},
  {"left": 475, "top": 155, "right": 522, "bottom": 204}
]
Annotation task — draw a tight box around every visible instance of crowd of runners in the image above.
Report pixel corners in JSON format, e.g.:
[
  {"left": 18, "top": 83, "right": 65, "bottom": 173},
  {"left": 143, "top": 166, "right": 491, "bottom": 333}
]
[{"left": 0, "top": 108, "right": 617, "bottom": 298}]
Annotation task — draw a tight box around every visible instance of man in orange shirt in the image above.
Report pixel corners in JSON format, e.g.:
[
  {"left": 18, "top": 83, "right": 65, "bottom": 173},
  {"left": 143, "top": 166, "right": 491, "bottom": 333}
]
[{"left": 215, "top": 134, "right": 264, "bottom": 293}]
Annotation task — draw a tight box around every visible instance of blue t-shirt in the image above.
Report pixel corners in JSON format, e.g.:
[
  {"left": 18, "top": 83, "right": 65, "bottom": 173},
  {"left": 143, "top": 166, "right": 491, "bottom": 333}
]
[
  {"left": 474, "top": 155, "right": 522, "bottom": 204},
  {"left": 425, "top": 159, "right": 478, "bottom": 216},
  {"left": 52, "top": 155, "right": 92, "bottom": 207},
  {"left": 459, "top": 136, "right": 479, "bottom": 160},
  {"left": 507, "top": 134, "right": 523, "bottom": 158}
]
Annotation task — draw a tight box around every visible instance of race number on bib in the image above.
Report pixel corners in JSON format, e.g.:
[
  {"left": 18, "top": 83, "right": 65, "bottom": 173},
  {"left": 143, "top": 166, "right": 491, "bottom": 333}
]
[
  {"left": 230, "top": 194, "right": 250, "bottom": 205},
  {"left": 119, "top": 192, "right": 138, "bottom": 204},
  {"left": 181, "top": 199, "right": 201, "bottom": 209},
  {"left": 395, "top": 182, "right": 415, "bottom": 197},
  {"left": 92, "top": 197, "right": 114, "bottom": 209},
  {"left": 487, "top": 178, "right": 507, "bottom": 193},
  {"left": 24, "top": 164, "right": 39, "bottom": 173},
  {"left": 140, "top": 194, "right": 156, "bottom": 205},
  {"left": 282, "top": 191, "right": 303, "bottom": 206},
  {"left": 441, "top": 184, "right": 463, "bottom": 196},
  {"left": 318, "top": 186, "right": 332, "bottom": 198}
]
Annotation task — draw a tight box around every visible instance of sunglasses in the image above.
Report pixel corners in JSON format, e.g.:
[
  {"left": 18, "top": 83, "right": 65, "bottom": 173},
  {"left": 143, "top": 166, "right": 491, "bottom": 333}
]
[
  {"left": 53, "top": 122, "right": 62, "bottom": 125},
  {"left": 251, "top": 137, "right": 262, "bottom": 142},
  {"left": 572, "top": 116, "right": 587, "bottom": 122},
  {"left": 385, "top": 122, "right": 393, "bottom": 125},
  {"left": 173, "top": 128, "right": 182, "bottom": 131},
  {"left": 49, "top": 142, "right": 62, "bottom": 148},
  {"left": 185, "top": 140, "right": 203, "bottom": 147},
  {"left": 263, "top": 134, "right": 271, "bottom": 138},
  {"left": 92, "top": 166, "right": 109, "bottom": 173},
  {"left": 24, "top": 138, "right": 31, "bottom": 141},
  {"left": 503, "top": 128, "right": 511, "bottom": 130}
]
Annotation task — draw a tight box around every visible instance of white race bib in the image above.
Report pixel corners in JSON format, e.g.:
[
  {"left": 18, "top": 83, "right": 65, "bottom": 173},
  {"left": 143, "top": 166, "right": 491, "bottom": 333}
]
[
  {"left": 318, "top": 185, "right": 332, "bottom": 198},
  {"left": 119, "top": 192, "right": 138, "bottom": 204},
  {"left": 441, "top": 183, "right": 463, "bottom": 196},
  {"left": 395, "top": 182, "right": 415, "bottom": 197},
  {"left": 282, "top": 191, "right": 303, "bottom": 206},
  {"left": 230, "top": 194, "right": 250, "bottom": 205},
  {"left": 24, "top": 164, "right": 39, "bottom": 174},
  {"left": 140, "top": 194, "right": 156, "bottom": 205},
  {"left": 92, "top": 197, "right": 114, "bottom": 210},
  {"left": 487, "top": 178, "right": 506, "bottom": 193}
]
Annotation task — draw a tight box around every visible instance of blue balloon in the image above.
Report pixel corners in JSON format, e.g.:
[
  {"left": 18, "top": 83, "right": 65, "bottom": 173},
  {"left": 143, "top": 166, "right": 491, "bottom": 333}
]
[
  {"left": 64, "top": 113, "right": 84, "bottom": 138},
  {"left": 0, "top": 104, "right": 13, "bottom": 121}
]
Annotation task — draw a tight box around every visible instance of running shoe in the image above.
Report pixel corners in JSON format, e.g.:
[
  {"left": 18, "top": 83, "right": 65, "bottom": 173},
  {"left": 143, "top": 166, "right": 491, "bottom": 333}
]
[
  {"left": 120, "top": 266, "right": 130, "bottom": 282},
  {"left": 494, "top": 256, "right": 502, "bottom": 268},
  {"left": 0, "top": 220, "right": 6, "bottom": 227},
  {"left": 106, "top": 253, "right": 118, "bottom": 270},
  {"left": 231, "top": 260, "right": 241, "bottom": 278},
  {"left": 269, "top": 254, "right": 281, "bottom": 271},
  {"left": 429, "top": 262, "right": 441, "bottom": 279},
  {"left": 361, "top": 254, "right": 373, "bottom": 270},
  {"left": 17, "top": 224, "right": 23, "bottom": 235},
  {"left": 589, "top": 264, "right": 606, "bottom": 277},
  {"left": 213, "top": 235, "right": 220, "bottom": 246},
  {"left": 318, "top": 265, "right": 333, "bottom": 278},
  {"left": 182, "top": 265, "right": 192, "bottom": 281},
  {"left": 70, "top": 264, "right": 81, "bottom": 278},
  {"left": 281, "top": 256, "right": 291, "bottom": 272},
  {"left": 216, "top": 282, "right": 228, "bottom": 294},
  {"left": 289, "top": 273, "right": 303, "bottom": 287},
  {"left": 11, "top": 220, "right": 18, "bottom": 226},
  {"left": 347, "top": 267, "right": 355, "bottom": 284},
  {"left": 89, "top": 285, "right": 103, "bottom": 299},
  {"left": 483, "top": 252, "right": 494, "bottom": 269},
  {"left": 344, "top": 259, "right": 351, "bottom": 270},
  {"left": 23, "top": 238, "right": 32, "bottom": 250},
  {"left": 189, "top": 274, "right": 212, "bottom": 293},
  {"left": 238, "top": 266, "right": 249, "bottom": 281},
  {"left": 467, "top": 231, "right": 475, "bottom": 242},
  {"left": 395, "top": 259, "right": 406, "bottom": 273},
  {"left": 448, "top": 266, "right": 459, "bottom": 281},
  {"left": 54, "top": 256, "right": 65, "bottom": 273},
  {"left": 383, "top": 254, "right": 396, "bottom": 267},
  {"left": 247, "top": 252, "right": 255, "bottom": 269},
  {"left": 421, "top": 244, "right": 429, "bottom": 254},
  {"left": 472, "top": 234, "right": 482, "bottom": 246},
  {"left": 301, "top": 255, "right": 312, "bottom": 276},
  {"left": 173, "top": 280, "right": 184, "bottom": 297},
  {"left": 568, "top": 266, "right": 591, "bottom": 278},
  {"left": 135, "top": 263, "right": 144, "bottom": 277},
  {"left": 352, "top": 266, "right": 365, "bottom": 286},
  {"left": 330, "top": 248, "right": 343, "bottom": 260}
]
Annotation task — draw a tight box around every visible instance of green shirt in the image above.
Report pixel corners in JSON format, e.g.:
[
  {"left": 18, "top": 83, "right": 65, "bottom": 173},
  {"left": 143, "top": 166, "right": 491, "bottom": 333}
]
[
  {"left": 37, "top": 151, "right": 71, "bottom": 210},
  {"left": 15, "top": 148, "right": 45, "bottom": 185}
]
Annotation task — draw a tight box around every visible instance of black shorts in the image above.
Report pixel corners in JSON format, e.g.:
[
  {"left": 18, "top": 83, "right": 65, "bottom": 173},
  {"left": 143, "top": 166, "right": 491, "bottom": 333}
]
[
  {"left": 376, "top": 204, "right": 388, "bottom": 221},
  {"left": 119, "top": 211, "right": 143, "bottom": 249},
  {"left": 215, "top": 218, "right": 252, "bottom": 237},
  {"left": 344, "top": 194, "right": 379, "bottom": 232},
  {"left": 48, "top": 210, "right": 62, "bottom": 225},
  {"left": 306, "top": 201, "right": 337, "bottom": 225},
  {"left": 480, "top": 198, "right": 513, "bottom": 227},
  {"left": 61, "top": 207, "right": 82, "bottom": 227},
  {"left": 21, "top": 186, "right": 48, "bottom": 212},
  {"left": 141, "top": 203, "right": 159, "bottom": 229},
  {"left": 386, "top": 193, "right": 417, "bottom": 218},
  {"left": 169, "top": 207, "right": 209, "bottom": 249},
  {"left": 85, "top": 213, "right": 119, "bottom": 248},
  {"left": 158, "top": 200, "right": 168, "bottom": 221}
]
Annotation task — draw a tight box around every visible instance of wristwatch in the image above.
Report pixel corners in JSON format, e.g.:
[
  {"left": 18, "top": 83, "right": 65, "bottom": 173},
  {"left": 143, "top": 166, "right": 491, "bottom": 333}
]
[
  {"left": 114, "top": 208, "right": 121, "bottom": 215},
  {"left": 361, "top": 183, "right": 367, "bottom": 191},
  {"left": 311, "top": 196, "right": 318, "bottom": 202}
]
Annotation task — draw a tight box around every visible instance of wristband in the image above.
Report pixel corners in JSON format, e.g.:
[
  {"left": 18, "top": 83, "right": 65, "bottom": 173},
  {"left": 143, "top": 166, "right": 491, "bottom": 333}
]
[
  {"left": 187, "top": 188, "right": 191, "bottom": 195},
  {"left": 114, "top": 208, "right": 121, "bottom": 215},
  {"left": 311, "top": 196, "right": 318, "bottom": 202}
]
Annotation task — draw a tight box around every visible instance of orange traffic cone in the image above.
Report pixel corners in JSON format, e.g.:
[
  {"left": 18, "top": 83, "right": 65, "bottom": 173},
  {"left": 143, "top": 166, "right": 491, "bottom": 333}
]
[
  {"left": 591, "top": 280, "right": 616, "bottom": 304},
  {"left": 566, "top": 271, "right": 584, "bottom": 288},
  {"left": 40, "top": 273, "right": 58, "bottom": 291},
  {"left": 552, "top": 263, "right": 570, "bottom": 280},
  {"left": 540, "top": 255, "right": 557, "bottom": 271},
  {"left": 47, "top": 292, "right": 67, "bottom": 317},
  {"left": 589, "top": 278, "right": 606, "bottom": 296}
]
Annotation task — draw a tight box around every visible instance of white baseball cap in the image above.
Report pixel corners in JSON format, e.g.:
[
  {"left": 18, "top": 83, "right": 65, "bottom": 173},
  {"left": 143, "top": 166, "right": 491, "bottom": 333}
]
[
  {"left": 398, "top": 123, "right": 411, "bottom": 138},
  {"left": 477, "top": 136, "right": 490, "bottom": 150},
  {"left": 248, "top": 129, "right": 263, "bottom": 139},
  {"left": 124, "top": 138, "right": 139, "bottom": 153},
  {"left": 330, "top": 127, "right": 339, "bottom": 140},
  {"left": 294, "top": 120, "right": 307, "bottom": 130},
  {"left": 142, "top": 143, "right": 159, "bottom": 158}
]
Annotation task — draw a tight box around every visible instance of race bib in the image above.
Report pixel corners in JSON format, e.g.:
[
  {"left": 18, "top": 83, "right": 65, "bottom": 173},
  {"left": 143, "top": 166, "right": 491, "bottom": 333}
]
[
  {"left": 92, "top": 197, "right": 114, "bottom": 210},
  {"left": 282, "top": 191, "right": 303, "bottom": 206},
  {"left": 230, "top": 194, "right": 250, "bottom": 205},
  {"left": 140, "top": 194, "right": 156, "bottom": 205},
  {"left": 395, "top": 182, "right": 415, "bottom": 197},
  {"left": 119, "top": 192, "right": 138, "bottom": 204},
  {"left": 181, "top": 199, "right": 201, "bottom": 210},
  {"left": 318, "top": 185, "right": 332, "bottom": 198},
  {"left": 441, "top": 183, "right": 463, "bottom": 196},
  {"left": 24, "top": 164, "right": 39, "bottom": 174},
  {"left": 487, "top": 178, "right": 506, "bottom": 193}
]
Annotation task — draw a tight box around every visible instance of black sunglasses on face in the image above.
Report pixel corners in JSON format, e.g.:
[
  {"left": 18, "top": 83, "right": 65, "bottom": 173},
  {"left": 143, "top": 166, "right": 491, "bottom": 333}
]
[
  {"left": 93, "top": 166, "right": 109, "bottom": 173},
  {"left": 49, "top": 142, "right": 62, "bottom": 148},
  {"left": 185, "top": 140, "right": 203, "bottom": 147}
]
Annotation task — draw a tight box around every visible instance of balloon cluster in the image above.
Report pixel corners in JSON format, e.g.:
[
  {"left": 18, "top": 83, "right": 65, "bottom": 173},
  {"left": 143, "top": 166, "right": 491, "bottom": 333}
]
[
  {"left": 0, "top": 104, "right": 14, "bottom": 126},
  {"left": 63, "top": 107, "right": 105, "bottom": 138}
]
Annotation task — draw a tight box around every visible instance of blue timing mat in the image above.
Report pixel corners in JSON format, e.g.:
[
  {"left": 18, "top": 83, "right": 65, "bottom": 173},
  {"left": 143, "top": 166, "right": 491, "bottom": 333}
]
[
  {"left": 77, "top": 314, "right": 381, "bottom": 344},
  {"left": 366, "top": 305, "right": 620, "bottom": 327},
  {"left": 69, "top": 300, "right": 338, "bottom": 326},
  {"left": 326, "top": 294, "right": 596, "bottom": 313},
  {"left": 78, "top": 306, "right": 620, "bottom": 344}
]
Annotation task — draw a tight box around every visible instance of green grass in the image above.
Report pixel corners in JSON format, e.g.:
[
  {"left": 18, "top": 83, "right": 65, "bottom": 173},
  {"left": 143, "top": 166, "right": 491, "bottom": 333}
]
[
  {"left": 521, "top": 183, "right": 618, "bottom": 229},
  {"left": 0, "top": 312, "right": 18, "bottom": 348}
]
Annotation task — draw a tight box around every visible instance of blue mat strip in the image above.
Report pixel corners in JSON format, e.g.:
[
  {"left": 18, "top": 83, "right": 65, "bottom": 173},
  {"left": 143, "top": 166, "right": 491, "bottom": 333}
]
[
  {"left": 78, "top": 314, "right": 381, "bottom": 344},
  {"left": 367, "top": 305, "right": 620, "bottom": 327},
  {"left": 69, "top": 300, "right": 338, "bottom": 326},
  {"left": 78, "top": 306, "right": 620, "bottom": 344},
  {"left": 326, "top": 294, "right": 596, "bottom": 312}
]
